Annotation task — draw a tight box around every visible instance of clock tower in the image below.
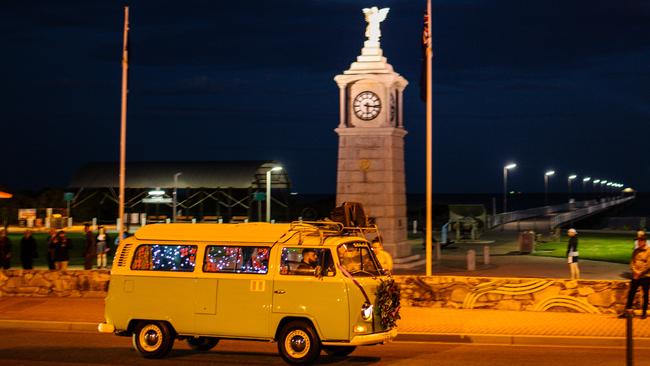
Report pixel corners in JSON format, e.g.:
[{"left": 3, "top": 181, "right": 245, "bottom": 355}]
[{"left": 334, "top": 7, "right": 410, "bottom": 258}]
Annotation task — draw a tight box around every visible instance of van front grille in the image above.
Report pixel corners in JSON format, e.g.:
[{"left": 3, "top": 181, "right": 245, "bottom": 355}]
[{"left": 116, "top": 244, "right": 133, "bottom": 267}]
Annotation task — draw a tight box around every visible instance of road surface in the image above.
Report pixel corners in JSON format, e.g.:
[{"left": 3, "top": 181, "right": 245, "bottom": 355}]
[{"left": 0, "top": 329, "right": 649, "bottom": 365}]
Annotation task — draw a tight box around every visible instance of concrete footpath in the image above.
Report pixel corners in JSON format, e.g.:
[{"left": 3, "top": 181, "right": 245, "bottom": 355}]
[{"left": 1, "top": 297, "right": 649, "bottom": 348}]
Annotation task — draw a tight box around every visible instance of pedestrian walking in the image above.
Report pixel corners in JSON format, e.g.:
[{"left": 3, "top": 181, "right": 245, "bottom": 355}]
[
  {"left": 45, "top": 228, "right": 56, "bottom": 270},
  {"left": 95, "top": 226, "right": 110, "bottom": 269},
  {"left": 54, "top": 230, "right": 71, "bottom": 271},
  {"left": 620, "top": 232, "right": 650, "bottom": 319},
  {"left": 83, "top": 224, "right": 96, "bottom": 270},
  {"left": 0, "top": 229, "right": 12, "bottom": 269},
  {"left": 19, "top": 230, "right": 38, "bottom": 269},
  {"left": 566, "top": 228, "right": 580, "bottom": 280}
]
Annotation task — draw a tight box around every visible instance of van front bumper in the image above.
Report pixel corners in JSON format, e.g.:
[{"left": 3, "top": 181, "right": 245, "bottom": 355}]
[
  {"left": 322, "top": 328, "right": 398, "bottom": 347},
  {"left": 98, "top": 322, "right": 115, "bottom": 333}
]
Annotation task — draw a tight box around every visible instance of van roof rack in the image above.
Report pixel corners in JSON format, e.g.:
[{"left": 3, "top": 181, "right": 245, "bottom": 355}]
[{"left": 286, "top": 220, "right": 382, "bottom": 246}]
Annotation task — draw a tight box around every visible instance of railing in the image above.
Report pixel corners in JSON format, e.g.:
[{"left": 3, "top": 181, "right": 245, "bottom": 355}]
[
  {"left": 549, "top": 196, "right": 635, "bottom": 228},
  {"left": 488, "top": 197, "right": 633, "bottom": 228}
]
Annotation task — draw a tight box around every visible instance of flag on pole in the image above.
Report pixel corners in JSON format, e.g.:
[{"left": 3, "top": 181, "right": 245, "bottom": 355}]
[{"left": 419, "top": 9, "right": 431, "bottom": 102}]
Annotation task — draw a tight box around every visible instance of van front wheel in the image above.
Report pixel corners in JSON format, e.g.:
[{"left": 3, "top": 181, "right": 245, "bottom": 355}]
[
  {"left": 132, "top": 321, "right": 174, "bottom": 359},
  {"left": 187, "top": 337, "right": 219, "bottom": 351},
  {"left": 278, "top": 320, "right": 321, "bottom": 365}
]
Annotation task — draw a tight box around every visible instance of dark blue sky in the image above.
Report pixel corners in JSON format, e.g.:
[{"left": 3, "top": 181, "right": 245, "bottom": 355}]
[{"left": 2, "top": 0, "right": 649, "bottom": 193}]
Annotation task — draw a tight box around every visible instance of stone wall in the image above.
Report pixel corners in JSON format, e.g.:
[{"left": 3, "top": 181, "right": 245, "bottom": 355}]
[
  {"left": 0, "top": 270, "right": 110, "bottom": 298},
  {"left": 395, "top": 276, "right": 631, "bottom": 314},
  {"left": 0, "top": 271, "right": 635, "bottom": 315}
]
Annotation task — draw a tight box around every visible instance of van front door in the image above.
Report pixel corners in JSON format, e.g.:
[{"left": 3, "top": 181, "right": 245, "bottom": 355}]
[{"left": 272, "top": 247, "right": 349, "bottom": 341}]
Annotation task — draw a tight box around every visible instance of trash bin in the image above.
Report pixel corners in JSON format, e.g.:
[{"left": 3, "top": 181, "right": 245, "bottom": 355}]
[{"left": 519, "top": 231, "right": 535, "bottom": 254}]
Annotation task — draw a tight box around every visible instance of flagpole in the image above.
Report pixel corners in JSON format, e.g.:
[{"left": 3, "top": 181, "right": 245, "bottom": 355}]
[
  {"left": 425, "top": 0, "right": 433, "bottom": 276},
  {"left": 118, "top": 6, "right": 129, "bottom": 244}
]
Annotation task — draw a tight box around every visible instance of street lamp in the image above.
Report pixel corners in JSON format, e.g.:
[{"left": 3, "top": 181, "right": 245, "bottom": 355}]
[
  {"left": 266, "top": 166, "right": 283, "bottom": 222},
  {"left": 568, "top": 175, "right": 577, "bottom": 201},
  {"left": 172, "top": 172, "right": 182, "bottom": 222},
  {"left": 582, "top": 177, "right": 591, "bottom": 192},
  {"left": 503, "top": 163, "right": 517, "bottom": 213},
  {"left": 544, "top": 170, "right": 555, "bottom": 205}
]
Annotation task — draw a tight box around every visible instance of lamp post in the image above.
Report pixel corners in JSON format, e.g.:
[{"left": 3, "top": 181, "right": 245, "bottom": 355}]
[
  {"left": 582, "top": 177, "right": 591, "bottom": 194},
  {"left": 172, "top": 172, "right": 182, "bottom": 222},
  {"left": 503, "top": 163, "right": 517, "bottom": 213},
  {"left": 266, "top": 166, "right": 283, "bottom": 222},
  {"left": 544, "top": 170, "right": 555, "bottom": 205},
  {"left": 568, "top": 175, "right": 577, "bottom": 201},
  {"left": 600, "top": 180, "right": 607, "bottom": 199}
]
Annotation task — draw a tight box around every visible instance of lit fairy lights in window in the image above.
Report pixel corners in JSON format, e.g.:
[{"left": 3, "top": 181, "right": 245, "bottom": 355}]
[
  {"left": 131, "top": 244, "right": 197, "bottom": 272},
  {"left": 204, "top": 246, "right": 270, "bottom": 274}
]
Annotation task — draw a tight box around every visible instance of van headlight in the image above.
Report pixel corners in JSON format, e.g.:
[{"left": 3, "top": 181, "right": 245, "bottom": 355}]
[{"left": 361, "top": 302, "right": 373, "bottom": 321}]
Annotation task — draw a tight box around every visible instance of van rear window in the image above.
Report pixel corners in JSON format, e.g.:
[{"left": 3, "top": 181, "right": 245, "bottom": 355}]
[
  {"left": 131, "top": 244, "right": 197, "bottom": 272},
  {"left": 204, "top": 246, "right": 270, "bottom": 274}
]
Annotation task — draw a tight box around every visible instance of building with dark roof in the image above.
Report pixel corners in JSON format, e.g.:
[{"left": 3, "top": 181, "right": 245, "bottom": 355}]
[{"left": 69, "top": 161, "right": 290, "bottom": 224}]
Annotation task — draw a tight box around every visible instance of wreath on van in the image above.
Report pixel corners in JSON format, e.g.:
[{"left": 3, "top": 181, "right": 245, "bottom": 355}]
[{"left": 375, "top": 278, "right": 401, "bottom": 328}]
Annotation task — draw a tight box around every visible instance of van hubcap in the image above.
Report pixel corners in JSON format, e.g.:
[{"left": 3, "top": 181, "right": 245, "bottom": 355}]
[
  {"left": 285, "top": 330, "right": 310, "bottom": 358},
  {"left": 139, "top": 324, "right": 163, "bottom": 352},
  {"left": 145, "top": 330, "right": 159, "bottom": 346}
]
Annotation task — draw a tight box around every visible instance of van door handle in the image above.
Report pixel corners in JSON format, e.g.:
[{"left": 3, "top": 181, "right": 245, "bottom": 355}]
[{"left": 274, "top": 290, "right": 286, "bottom": 294}]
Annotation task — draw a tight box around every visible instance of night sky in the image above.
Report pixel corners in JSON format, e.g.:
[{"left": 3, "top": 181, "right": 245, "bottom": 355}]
[{"left": 2, "top": 0, "right": 649, "bottom": 194}]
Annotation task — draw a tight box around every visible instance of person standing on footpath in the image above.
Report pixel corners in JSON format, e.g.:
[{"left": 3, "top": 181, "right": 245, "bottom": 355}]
[
  {"left": 45, "top": 228, "right": 56, "bottom": 270},
  {"left": 95, "top": 226, "right": 110, "bottom": 269},
  {"left": 54, "top": 230, "right": 71, "bottom": 270},
  {"left": 83, "top": 224, "right": 96, "bottom": 270},
  {"left": 620, "top": 232, "right": 650, "bottom": 319},
  {"left": 19, "top": 230, "right": 38, "bottom": 269},
  {"left": 0, "top": 229, "right": 12, "bottom": 269},
  {"left": 566, "top": 228, "right": 580, "bottom": 280}
]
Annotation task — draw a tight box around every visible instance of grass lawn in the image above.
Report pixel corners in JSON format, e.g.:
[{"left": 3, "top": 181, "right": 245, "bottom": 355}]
[
  {"left": 5, "top": 232, "right": 114, "bottom": 268},
  {"left": 533, "top": 233, "right": 635, "bottom": 264}
]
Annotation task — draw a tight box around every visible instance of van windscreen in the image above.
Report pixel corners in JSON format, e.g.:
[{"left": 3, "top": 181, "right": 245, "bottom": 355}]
[{"left": 337, "top": 242, "right": 380, "bottom": 277}]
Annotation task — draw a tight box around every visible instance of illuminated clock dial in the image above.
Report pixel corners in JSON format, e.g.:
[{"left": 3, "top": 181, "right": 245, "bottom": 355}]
[{"left": 353, "top": 91, "right": 381, "bottom": 121}]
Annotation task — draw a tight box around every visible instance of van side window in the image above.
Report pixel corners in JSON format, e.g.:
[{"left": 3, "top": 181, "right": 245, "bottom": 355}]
[
  {"left": 204, "top": 246, "right": 270, "bottom": 274},
  {"left": 280, "top": 247, "right": 335, "bottom": 276},
  {"left": 131, "top": 244, "right": 197, "bottom": 272}
]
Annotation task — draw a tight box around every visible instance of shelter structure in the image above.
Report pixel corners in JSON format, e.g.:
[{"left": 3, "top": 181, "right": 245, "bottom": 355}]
[{"left": 69, "top": 161, "right": 290, "bottom": 224}]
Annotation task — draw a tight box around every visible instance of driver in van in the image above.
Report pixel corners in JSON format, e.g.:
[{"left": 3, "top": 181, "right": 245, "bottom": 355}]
[{"left": 297, "top": 248, "right": 319, "bottom": 271}]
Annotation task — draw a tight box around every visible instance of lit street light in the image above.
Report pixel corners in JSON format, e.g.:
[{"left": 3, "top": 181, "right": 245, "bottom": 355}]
[
  {"left": 503, "top": 163, "right": 517, "bottom": 213},
  {"left": 266, "top": 166, "right": 283, "bottom": 222},
  {"left": 568, "top": 174, "right": 577, "bottom": 201},
  {"left": 544, "top": 170, "right": 555, "bottom": 205},
  {"left": 172, "top": 172, "right": 182, "bottom": 222},
  {"left": 582, "top": 177, "right": 591, "bottom": 192}
]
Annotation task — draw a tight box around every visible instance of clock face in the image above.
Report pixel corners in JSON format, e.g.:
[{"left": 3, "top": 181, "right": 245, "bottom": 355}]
[{"left": 353, "top": 91, "right": 381, "bottom": 121}]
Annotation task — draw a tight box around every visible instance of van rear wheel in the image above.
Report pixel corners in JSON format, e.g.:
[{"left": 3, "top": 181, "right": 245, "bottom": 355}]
[
  {"left": 187, "top": 337, "right": 219, "bottom": 351},
  {"left": 277, "top": 320, "right": 321, "bottom": 365},
  {"left": 323, "top": 345, "right": 356, "bottom": 357},
  {"left": 132, "top": 321, "right": 174, "bottom": 359}
]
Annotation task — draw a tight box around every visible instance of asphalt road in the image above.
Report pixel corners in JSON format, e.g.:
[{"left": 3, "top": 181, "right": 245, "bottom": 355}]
[{"left": 1, "top": 329, "right": 650, "bottom": 366}]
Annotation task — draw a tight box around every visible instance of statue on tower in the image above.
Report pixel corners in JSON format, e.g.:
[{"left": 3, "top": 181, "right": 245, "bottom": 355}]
[{"left": 362, "top": 7, "right": 390, "bottom": 43}]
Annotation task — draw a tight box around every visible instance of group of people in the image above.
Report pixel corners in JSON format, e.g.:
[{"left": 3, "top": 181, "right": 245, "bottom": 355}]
[{"left": 0, "top": 224, "right": 117, "bottom": 270}]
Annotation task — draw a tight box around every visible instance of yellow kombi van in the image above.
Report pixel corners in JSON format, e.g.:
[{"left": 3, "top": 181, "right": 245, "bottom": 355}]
[{"left": 99, "top": 221, "right": 399, "bottom": 365}]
